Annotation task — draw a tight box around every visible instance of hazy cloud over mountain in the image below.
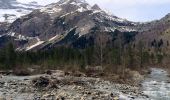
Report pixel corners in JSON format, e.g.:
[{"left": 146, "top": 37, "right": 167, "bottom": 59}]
[{"left": 14, "top": 0, "right": 170, "bottom": 22}]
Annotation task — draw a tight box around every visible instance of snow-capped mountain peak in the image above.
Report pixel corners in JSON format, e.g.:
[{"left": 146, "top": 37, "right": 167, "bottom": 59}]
[
  {"left": 91, "top": 4, "right": 101, "bottom": 10},
  {"left": 39, "top": 0, "right": 92, "bottom": 18},
  {"left": 58, "top": 0, "right": 87, "bottom": 5},
  {"left": 0, "top": 0, "right": 137, "bottom": 51}
]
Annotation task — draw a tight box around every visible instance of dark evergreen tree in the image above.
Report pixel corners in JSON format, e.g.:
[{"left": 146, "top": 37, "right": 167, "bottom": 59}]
[{"left": 5, "top": 43, "right": 16, "bottom": 69}]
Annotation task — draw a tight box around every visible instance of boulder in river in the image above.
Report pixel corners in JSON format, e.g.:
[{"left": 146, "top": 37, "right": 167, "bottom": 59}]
[
  {"left": 32, "top": 76, "right": 50, "bottom": 88},
  {"left": 32, "top": 76, "right": 59, "bottom": 89},
  {"left": 127, "top": 69, "right": 144, "bottom": 83}
]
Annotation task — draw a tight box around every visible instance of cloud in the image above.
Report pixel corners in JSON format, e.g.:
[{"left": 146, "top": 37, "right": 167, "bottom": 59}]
[
  {"left": 17, "top": 0, "right": 170, "bottom": 22},
  {"left": 86, "top": 0, "right": 170, "bottom": 22},
  {"left": 88, "top": 0, "right": 170, "bottom": 6},
  {"left": 17, "top": 0, "right": 58, "bottom": 5}
]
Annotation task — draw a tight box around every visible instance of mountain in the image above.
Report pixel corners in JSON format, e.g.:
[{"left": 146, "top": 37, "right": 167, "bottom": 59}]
[
  {"left": 1, "top": 0, "right": 137, "bottom": 51},
  {"left": 1, "top": 0, "right": 170, "bottom": 51},
  {"left": 135, "top": 13, "right": 170, "bottom": 52},
  {"left": 0, "top": 0, "right": 42, "bottom": 49},
  {"left": 0, "top": 0, "right": 42, "bottom": 23},
  {"left": 91, "top": 4, "right": 101, "bottom": 10}
]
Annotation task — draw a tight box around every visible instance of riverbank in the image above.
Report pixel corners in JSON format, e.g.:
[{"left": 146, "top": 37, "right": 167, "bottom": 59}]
[
  {"left": 0, "top": 70, "right": 149, "bottom": 100},
  {"left": 0, "top": 68, "right": 170, "bottom": 100}
]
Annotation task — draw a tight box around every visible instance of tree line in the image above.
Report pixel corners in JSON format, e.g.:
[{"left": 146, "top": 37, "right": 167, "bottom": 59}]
[{"left": 0, "top": 33, "right": 165, "bottom": 75}]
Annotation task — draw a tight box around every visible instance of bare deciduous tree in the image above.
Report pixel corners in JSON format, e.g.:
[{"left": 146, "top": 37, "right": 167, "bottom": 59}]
[
  {"left": 95, "top": 32, "right": 110, "bottom": 70},
  {"left": 138, "top": 40, "right": 144, "bottom": 68}
]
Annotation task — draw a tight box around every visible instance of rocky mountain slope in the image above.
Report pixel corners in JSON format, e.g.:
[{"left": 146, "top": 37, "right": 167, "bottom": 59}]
[
  {"left": 135, "top": 13, "right": 170, "bottom": 51},
  {"left": 0, "top": 0, "right": 170, "bottom": 51},
  {"left": 4, "top": 0, "right": 137, "bottom": 50},
  {"left": 0, "top": 0, "right": 42, "bottom": 49}
]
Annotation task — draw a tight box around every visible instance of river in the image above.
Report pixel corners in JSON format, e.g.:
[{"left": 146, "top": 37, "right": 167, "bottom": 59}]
[{"left": 142, "top": 68, "right": 170, "bottom": 100}]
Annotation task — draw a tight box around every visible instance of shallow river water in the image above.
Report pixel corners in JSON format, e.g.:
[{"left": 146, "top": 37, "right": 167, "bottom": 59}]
[{"left": 142, "top": 68, "right": 170, "bottom": 100}]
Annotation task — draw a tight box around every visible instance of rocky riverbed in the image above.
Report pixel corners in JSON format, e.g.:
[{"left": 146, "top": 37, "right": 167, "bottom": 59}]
[
  {"left": 0, "top": 68, "right": 169, "bottom": 100},
  {"left": 0, "top": 70, "right": 150, "bottom": 100}
]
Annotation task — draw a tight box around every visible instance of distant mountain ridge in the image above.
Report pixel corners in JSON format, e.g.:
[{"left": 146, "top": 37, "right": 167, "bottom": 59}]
[
  {"left": 0, "top": 0, "right": 136, "bottom": 51},
  {"left": 0, "top": 0, "right": 170, "bottom": 52}
]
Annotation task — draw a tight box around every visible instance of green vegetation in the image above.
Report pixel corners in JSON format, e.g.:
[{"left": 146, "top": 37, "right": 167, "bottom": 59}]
[
  {"left": 0, "top": 41, "right": 165, "bottom": 74},
  {"left": 0, "top": 32, "right": 168, "bottom": 77}
]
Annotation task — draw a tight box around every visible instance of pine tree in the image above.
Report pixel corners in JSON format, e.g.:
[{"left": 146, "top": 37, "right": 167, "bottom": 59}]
[
  {"left": 5, "top": 43, "right": 16, "bottom": 69},
  {"left": 138, "top": 41, "right": 144, "bottom": 68},
  {"left": 127, "top": 43, "right": 135, "bottom": 69}
]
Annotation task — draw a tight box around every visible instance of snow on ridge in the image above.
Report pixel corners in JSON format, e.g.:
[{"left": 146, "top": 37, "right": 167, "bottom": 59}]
[
  {"left": 60, "top": 11, "right": 77, "bottom": 18},
  {"left": 58, "top": 0, "right": 86, "bottom": 6},
  {"left": 18, "top": 34, "right": 27, "bottom": 40},
  {"left": 89, "top": 9, "right": 128, "bottom": 24},
  {"left": 70, "top": 1, "right": 82, "bottom": 6},
  {"left": 89, "top": 10, "right": 103, "bottom": 15},
  {"left": 26, "top": 37, "right": 44, "bottom": 51},
  {"left": 26, "top": 41, "right": 44, "bottom": 51},
  {"left": 49, "top": 34, "right": 59, "bottom": 41},
  {"left": 7, "top": 32, "right": 15, "bottom": 37},
  {"left": 77, "top": 7, "right": 85, "bottom": 12},
  {"left": 104, "top": 14, "right": 126, "bottom": 23},
  {"left": 102, "top": 26, "right": 136, "bottom": 33},
  {"left": 11, "top": 32, "right": 15, "bottom": 37},
  {"left": 40, "top": 0, "right": 90, "bottom": 16},
  {"left": 6, "top": 32, "right": 36, "bottom": 41},
  {"left": 118, "top": 27, "right": 137, "bottom": 32},
  {"left": 40, "top": 6, "right": 62, "bottom": 14}
]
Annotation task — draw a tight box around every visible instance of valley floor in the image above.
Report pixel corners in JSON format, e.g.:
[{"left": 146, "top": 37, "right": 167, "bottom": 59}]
[{"left": 0, "top": 68, "right": 169, "bottom": 100}]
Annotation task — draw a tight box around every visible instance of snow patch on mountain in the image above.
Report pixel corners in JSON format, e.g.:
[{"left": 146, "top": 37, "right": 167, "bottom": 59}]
[
  {"left": 40, "top": 6, "right": 62, "bottom": 14},
  {"left": 60, "top": 11, "right": 76, "bottom": 18},
  {"left": 49, "top": 35, "right": 59, "bottom": 41},
  {"left": 90, "top": 10, "right": 103, "bottom": 15},
  {"left": 58, "top": 0, "right": 86, "bottom": 5},
  {"left": 26, "top": 37, "right": 44, "bottom": 51},
  {"left": 26, "top": 41, "right": 44, "bottom": 51},
  {"left": 77, "top": 7, "right": 85, "bottom": 12}
]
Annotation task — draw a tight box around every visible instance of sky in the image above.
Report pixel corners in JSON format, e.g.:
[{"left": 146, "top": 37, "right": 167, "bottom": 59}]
[{"left": 17, "top": 0, "right": 170, "bottom": 22}]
